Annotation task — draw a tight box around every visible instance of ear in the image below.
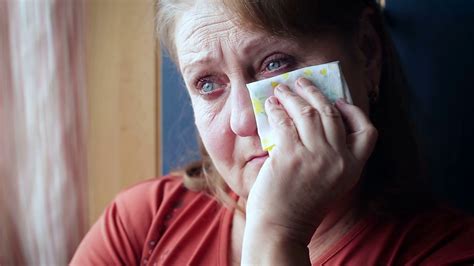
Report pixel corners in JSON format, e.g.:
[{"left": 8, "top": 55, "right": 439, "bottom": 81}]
[{"left": 355, "top": 7, "right": 382, "bottom": 96}]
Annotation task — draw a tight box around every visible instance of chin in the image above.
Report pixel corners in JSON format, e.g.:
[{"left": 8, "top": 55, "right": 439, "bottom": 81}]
[
  {"left": 224, "top": 160, "right": 265, "bottom": 200},
  {"left": 239, "top": 165, "right": 262, "bottom": 199}
]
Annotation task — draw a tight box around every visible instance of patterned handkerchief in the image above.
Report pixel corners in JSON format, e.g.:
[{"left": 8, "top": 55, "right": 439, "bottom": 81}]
[{"left": 246, "top": 61, "right": 353, "bottom": 151}]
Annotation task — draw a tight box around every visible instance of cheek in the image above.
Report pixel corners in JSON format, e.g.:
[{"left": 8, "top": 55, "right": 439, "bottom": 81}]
[
  {"left": 340, "top": 61, "right": 370, "bottom": 115},
  {"left": 339, "top": 42, "right": 371, "bottom": 115},
  {"left": 192, "top": 100, "right": 235, "bottom": 173}
]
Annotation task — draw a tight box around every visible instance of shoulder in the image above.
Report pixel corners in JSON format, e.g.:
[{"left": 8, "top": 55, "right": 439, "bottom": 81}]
[
  {"left": 370, "top": 206, "right": 474, "bottom": 265},
  {"left": 321, "top": 205, "right": 474, "bottom": 265},
  {"left": 71, "top": 175, "right": 214, "bottom": 265},
  {"left": 113, "top": 175, "right": 188, "bottom": 218},
  {"left": 400, "top": 206, "right": 474, "bottom": 264},
  {"left": 111, "top": 174, "right": 215, "bottom": 233}
]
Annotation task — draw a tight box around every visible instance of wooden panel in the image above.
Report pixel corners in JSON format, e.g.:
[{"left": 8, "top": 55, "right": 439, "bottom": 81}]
[{"left": 85, "top": 0, "right": 160, "bottom": 225}]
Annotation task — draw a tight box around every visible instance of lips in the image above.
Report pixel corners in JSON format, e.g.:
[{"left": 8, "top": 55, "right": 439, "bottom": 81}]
[{"left": 246, "top": 152, "right": 269, "bottom": 164}]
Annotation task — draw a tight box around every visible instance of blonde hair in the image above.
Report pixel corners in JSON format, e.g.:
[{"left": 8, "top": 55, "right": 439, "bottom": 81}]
[
  {"left": 154, "top": 0, "right": 193, "bottom": 65},
  {"left": 156, "top": 0, "right": 433, "bottom": 215}
]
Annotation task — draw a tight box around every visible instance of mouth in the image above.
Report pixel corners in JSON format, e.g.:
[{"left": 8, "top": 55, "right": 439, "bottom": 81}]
[{"left": 246, "top": 152, "right": 269, "bottom": 165}]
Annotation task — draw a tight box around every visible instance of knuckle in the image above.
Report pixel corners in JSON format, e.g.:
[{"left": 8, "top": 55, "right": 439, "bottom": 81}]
[
  {"left": 276, "top": 117, "right": 293, "bottom": 127},
  {"left": 300, "top": 105, "right": 319, "bottom": 118},
  {"left": 365, "top": 126, "right": 379, "bottom": 140},
  {"left": 335, "top": 156, "right": 346, "bottom": 175},
  {"left": 288, "top": 150, "right": 305, "bottom": 167},
  {"left": 322, "top": 105, "right": 340, "bottom": 118}
]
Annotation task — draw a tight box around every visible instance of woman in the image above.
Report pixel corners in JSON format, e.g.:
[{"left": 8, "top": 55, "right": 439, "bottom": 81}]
[{"left": 72, "top": 0, "right": 474, "bottom": 264}]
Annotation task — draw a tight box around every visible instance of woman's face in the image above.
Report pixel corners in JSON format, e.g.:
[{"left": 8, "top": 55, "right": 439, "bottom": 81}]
[{"left": 175, "top": 2, "right": 371, "bottom": 199}]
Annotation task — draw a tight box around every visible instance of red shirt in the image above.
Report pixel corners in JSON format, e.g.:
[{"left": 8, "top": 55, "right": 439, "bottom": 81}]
[{"left": 71, "top": 175, "right": 474, "bottom": 265}]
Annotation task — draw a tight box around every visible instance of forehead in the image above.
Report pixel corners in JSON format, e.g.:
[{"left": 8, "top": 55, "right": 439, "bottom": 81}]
[
  {"left": 174, "top": 2, "right": 278, "bottom": 71},
  {"left": 175, "top": 3, "right": 237, "bottom": 47}
]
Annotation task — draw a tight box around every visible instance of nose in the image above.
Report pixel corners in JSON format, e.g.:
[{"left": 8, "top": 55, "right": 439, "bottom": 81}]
[{"left": 229, "top": 80, "right": 257, "bottom": 137}]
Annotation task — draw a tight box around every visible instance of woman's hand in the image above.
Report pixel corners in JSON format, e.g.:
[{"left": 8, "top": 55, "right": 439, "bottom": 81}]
[{"left": 242, "top": 77, "right": 378, "bottom": 264}]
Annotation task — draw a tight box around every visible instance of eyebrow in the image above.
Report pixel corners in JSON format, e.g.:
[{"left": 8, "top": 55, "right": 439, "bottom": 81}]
[
  {"left": 181, "top": 52, "right": 216, "bottom": 77},
  {"left": 181, "top": 36, "right": 277, "bottom": 77}
]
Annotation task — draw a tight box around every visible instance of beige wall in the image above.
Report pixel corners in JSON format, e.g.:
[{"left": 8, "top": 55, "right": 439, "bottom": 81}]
[{"left": 85, "top": 0, "right": 161, "bottom": 225}]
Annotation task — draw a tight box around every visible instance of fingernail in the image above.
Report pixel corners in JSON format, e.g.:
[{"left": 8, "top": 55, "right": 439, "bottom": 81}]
[
  {"left": 336, "top": 98, "right": 348, "bottom": 105},
  {"left": 267, "top": 96, "right": 278, "bottom": 105},
  {"left": 275, "top": 84, "right": 286, "bottom": 93},
  {"left": 297, "top": 77, "right": 311, "bottom": 87}
]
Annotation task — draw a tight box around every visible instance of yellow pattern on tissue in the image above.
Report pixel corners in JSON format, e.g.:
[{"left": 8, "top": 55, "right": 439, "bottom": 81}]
[
  {"left": 271, "top": 81, "right": 279, "bottom": 88},
  {"left": 262, "top": 137, "right": 275, "bottom": 151},
  {"left": 303, "top": 69, "right": 313, "bottom": 77},
  {"left": 320, "top": 68, "right": 328, "bottom": 76},
  {"left": 252, "top": 99, "right": 264, "bottom": 114},
  {"left": 264, "top": 144, "right": 275, "bottom": 152},
  {"left": 282, "top": 73, "right": 290, "bottom": 80}
]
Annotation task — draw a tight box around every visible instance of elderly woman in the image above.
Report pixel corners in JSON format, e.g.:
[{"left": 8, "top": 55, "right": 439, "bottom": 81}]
[{"left": 72, "top": 0, "right": 474, "bottom": 265}]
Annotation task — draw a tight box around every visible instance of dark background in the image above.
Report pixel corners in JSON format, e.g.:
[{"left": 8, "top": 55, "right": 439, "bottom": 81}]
[{"left": 161, "top": 1, "right": 474, "bottom": 213}]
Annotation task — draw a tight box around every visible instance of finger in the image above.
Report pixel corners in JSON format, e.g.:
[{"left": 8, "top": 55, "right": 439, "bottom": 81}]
[
  {"left": 335, "top": 99, "right": 378, "bottom": 162},
  {"left": 295, "top": 77, "right": 346, "bottom": 151},
  {"left": 264, "top": 95, "right": 302, "bottom": 152},
  {"left": 273, "top": 84, "right": 326, "bottom": 151}
]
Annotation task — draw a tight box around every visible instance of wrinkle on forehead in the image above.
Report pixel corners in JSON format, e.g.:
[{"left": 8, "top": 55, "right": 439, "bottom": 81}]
[
  {"left": 175, "top": 4, "right": 260, "bottom": 72},
  {"left": 176, "top": 4, "right": 239, "bottom": 51}
]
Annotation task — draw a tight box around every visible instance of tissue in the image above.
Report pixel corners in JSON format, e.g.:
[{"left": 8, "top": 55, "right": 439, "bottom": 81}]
[{"left": 246, "top": 61, "right": 352, "bottom": 151}]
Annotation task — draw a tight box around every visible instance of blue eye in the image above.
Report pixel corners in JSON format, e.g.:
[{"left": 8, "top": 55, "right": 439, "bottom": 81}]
[
  {"left": 262, "top": 54, "right": 295, "bottom": 75},
  {"left": 196, "top": 77, "right": 224, "bottom": 95},
  {"left": 202, "top": 81, "right": 215, "bottom": 93},
  {"left": 266, "top": 60, "right": 283, "bottom": 72}
]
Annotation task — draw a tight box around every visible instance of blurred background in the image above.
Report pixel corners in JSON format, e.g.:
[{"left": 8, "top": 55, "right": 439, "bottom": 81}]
[
  {"left": 0, "top": 0, "right": 473, "bottom": 264},
  {"left": 1, "top": 0, "right": 159, "bottom": 264}
]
